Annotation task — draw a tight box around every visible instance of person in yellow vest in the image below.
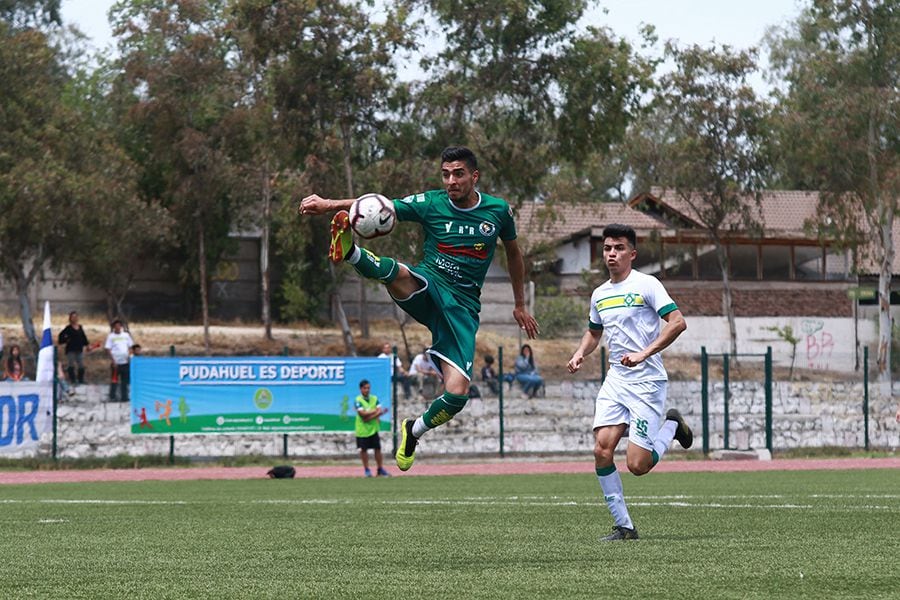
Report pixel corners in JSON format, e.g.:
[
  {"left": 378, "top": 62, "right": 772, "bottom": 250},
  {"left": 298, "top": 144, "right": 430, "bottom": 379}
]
[{"left": 355, "top": 379, "right": 390, "bottom": 477}]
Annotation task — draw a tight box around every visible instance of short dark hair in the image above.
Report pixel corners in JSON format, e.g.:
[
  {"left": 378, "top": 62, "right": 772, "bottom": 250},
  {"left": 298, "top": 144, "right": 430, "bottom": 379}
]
[
  {"left": 601, "top": 224, "right": 637, "bottom": 249},
  {"left": 359, "top": 379, "right": 370, "bottom": 388},
  {"left": 484, "top": 354, "right": 494, "bottom": 364},
  {"left": 441, "top": 146, "right": 477, "bottom": 171},
  {"left": 111, "top": 319, "right": 123, "bottom": 327}
]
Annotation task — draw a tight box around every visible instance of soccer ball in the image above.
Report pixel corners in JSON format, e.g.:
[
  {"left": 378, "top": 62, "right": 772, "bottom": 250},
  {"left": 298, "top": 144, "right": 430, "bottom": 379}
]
[{"left": 349, "top": 193, "right": 396, "bottom": 239}]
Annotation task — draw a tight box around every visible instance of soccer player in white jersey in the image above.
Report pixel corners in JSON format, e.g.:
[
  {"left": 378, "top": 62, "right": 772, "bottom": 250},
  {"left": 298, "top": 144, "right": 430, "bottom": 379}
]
[{"left": 567, "top": 224, "right": 693, "bottom": 541}]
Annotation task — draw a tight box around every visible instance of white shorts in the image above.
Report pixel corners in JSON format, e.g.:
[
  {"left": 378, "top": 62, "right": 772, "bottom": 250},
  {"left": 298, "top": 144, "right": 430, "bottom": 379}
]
[{"left": 592, "top": 376, "right": 667, "bottom": 452}]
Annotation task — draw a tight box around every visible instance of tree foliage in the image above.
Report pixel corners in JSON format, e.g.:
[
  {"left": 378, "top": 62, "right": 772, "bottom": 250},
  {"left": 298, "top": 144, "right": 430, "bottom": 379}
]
[
  {"left": 629, "top": 42, "right": 772, "bottom": 356},
  {"left": 768, "top": 0, "right": 898, "bottom": 382}
]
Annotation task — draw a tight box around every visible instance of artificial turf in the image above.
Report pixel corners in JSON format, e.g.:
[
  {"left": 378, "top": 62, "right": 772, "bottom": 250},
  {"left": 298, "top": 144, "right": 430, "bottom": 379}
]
[{"left": 1, "top": 468, "right": 898, "bottom": 599}]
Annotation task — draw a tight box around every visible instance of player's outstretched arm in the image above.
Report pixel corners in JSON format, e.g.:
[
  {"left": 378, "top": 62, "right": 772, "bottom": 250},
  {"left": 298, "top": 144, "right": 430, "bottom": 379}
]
[
  {"left": 621, "top": 309, "right": 687, "bottom": 367},
  {"left": 568, "top": 329, "right": 603, "bottom": 373},
  {"left": 298, "top": 194, "right": 355, "bottom": 216},
  {"left": 503, "top": 239, "right": 540, "bottom": 339}
]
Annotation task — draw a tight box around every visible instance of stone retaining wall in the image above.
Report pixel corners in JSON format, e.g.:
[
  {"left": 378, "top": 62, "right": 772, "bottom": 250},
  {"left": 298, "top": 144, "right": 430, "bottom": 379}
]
[{"left": 7, "top": 380, "right": 899, "bottom": 459}]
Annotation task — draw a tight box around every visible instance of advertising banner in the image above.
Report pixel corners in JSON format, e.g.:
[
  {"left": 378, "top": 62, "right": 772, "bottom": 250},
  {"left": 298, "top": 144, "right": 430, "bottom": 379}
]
[
  {"left": 130, "top": 357, "right": 391, "bottom": 434},
  {"left": 0, "top": 382, "right": 53, "bottom": 454}
]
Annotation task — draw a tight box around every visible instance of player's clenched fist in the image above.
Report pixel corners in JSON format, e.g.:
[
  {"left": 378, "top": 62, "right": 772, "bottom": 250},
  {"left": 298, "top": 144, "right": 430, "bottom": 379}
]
[
  {"left": 567, "top": 353, "right": 584, "bottom": 373},
  {"left": 299, "top": 194, "right": 329, "bottom": 215}
]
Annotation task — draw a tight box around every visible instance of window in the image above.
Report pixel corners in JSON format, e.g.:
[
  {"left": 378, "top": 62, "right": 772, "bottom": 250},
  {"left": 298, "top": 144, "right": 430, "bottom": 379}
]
[
  {"left": 663, "top": 243, "right": 695, "bottom": 279},
  {"left": 761, "top": 245, "right": 791, "bottom": 280},
  {"left": 729, "top": 244, "right": 759, "bottom": 280},
  {"left": 794, "top": 246, "right": 824, "bottom": 280},
  {"left": 697, "top": 245, "right": 723, "bottom": 279},
  {"left": 634, "top": 237, "right": 663, "bottom": 276}
]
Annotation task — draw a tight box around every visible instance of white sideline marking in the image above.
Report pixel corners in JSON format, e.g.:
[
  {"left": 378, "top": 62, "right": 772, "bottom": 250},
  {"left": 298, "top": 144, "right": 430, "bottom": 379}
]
[
  {"left": 1, "top": 495, "right": 896, "bottom": 512},
  {"left": 38, "top": 519, "right": 68, "bottom": 523}
]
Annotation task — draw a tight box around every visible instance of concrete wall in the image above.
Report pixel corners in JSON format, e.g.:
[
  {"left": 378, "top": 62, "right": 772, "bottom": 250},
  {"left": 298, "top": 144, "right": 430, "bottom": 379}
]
[{"left": 8, "top": 380, "right": 897, "bottom": 460}]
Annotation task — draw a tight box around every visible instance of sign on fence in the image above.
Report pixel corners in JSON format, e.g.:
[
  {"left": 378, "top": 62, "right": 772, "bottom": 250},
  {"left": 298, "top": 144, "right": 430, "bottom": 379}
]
[
  {"left": 0, "top": 382, "right": 53, "bottom": 454},
  {"left": 130, "top": 357, "right": 391, "bottom": 434}
]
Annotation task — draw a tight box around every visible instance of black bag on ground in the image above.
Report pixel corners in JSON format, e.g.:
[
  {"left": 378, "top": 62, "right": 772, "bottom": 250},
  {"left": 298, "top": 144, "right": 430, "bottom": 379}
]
[{"left": 267, "top": 465, "right": 296, "bottom": 479}]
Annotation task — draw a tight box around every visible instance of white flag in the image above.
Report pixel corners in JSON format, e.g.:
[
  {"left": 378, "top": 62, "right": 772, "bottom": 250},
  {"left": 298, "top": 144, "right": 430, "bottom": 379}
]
[{"left": 36, "top": 301, "right": 55, "bottom": 384}]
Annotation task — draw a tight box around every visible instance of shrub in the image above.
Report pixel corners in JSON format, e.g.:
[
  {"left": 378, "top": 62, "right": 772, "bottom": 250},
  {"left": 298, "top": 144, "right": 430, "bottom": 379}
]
[{"left": 535, "top": 290, "right": 584, "bottom": 338}]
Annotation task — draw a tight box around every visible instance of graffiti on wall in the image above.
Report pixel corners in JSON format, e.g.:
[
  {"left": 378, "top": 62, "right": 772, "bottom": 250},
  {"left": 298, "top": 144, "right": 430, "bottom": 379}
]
[{"left": 801, "top": 319, "right": 834, "bottom": 370}]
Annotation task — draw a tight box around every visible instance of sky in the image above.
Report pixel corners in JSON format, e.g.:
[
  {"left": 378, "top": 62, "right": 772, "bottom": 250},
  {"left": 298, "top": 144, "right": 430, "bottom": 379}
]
[{"left": 61, "top": 0, "right": 805, "bottom": 89}]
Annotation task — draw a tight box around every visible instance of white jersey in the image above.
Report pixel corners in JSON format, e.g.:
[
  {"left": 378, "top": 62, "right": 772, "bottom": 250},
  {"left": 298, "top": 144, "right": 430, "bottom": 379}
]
[{"left": 588, "top": 269, "right": 678, "bottom": 382}]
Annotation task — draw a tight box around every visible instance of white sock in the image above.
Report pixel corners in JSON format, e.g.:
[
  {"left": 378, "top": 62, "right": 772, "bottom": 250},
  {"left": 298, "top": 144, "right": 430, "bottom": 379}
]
[
  {"left": 411, "top": 416, "right": 431, "bottom": 438},
  {"left": 345, "top": 245, "right": 361, "bottom": 264},
  {"left": 596, "top": 466, "right": 633, "bottom": 529},
  {"left": 652, "top": 419, "right": 678, "bottom": 463}
]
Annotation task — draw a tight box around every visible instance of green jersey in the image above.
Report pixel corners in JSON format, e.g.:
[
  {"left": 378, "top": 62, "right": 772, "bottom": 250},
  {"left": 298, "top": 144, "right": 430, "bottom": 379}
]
[
  {"left": 393, "top": 190, "right": 516, "bottom": 311},
  {"left": 354, "top": 393, "right": 380, "bottom": 438}
]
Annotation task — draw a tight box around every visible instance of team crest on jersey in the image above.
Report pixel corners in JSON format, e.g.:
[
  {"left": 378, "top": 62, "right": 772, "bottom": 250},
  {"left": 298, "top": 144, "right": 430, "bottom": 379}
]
[{"left": 479, "top": 221, "right": 496, "bottom": 236}]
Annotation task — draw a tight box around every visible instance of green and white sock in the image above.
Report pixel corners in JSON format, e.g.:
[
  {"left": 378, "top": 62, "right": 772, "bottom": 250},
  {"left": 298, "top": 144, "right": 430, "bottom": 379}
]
[
  {"left": 412, "top": 392, "right": 469, "bottom": 437},
  {"left": 347, "top": 247, "right": 398, "bottom": 283},
  {"left": 596, "top": 464, "right": 633, "bottom": 529},
  {"left": 651, "top": 420, "right": 678, "bottom": 466}
]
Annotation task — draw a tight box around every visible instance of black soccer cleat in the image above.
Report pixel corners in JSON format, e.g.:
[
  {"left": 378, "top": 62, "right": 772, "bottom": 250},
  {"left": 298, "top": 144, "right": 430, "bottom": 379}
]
[
  {"left": 601, "top": 525, "right": 639, "bottom": 541},
  {"left": 666, "top": 408, "right": 694, "bottom": 449}
]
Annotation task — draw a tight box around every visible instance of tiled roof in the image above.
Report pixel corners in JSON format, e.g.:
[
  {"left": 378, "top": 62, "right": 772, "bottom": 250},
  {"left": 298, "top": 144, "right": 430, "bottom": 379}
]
[
  {"left": 643, "top": 187, "right": 900, "bottom": 275},
  {"left": 514, "top": 189, "right": 900, "bottom": 276},
  {"left": 515, "top": 201, "right": 666, "bottom": 247},
  {"left": 643, "top": 187, "right": 820, "bottom": 234}
]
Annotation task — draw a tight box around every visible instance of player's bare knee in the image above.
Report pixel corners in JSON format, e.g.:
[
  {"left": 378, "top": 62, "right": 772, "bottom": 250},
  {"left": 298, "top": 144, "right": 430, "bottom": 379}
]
[
  {"left": 593, "top": 443, "right": 614, "bottom": 466},
  {"left": 626, "top": 457, "right": 652, "bottom": 476}
]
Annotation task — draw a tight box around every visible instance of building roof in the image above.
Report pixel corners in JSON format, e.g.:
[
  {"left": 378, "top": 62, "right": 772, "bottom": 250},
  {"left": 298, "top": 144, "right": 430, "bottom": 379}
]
[
  {"left": 634, "top": 187, "right": 821, "bottom": 237},
  {"left": 514, "top": 188, "right": 900, "bottom": 276},
  {"left": 515, "top": 201, "right": 667, "bottom": 247}
]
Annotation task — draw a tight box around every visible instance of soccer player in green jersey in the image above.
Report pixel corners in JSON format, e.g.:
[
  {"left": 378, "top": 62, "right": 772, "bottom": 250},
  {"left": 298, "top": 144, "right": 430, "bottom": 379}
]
[{"left": 300, "top": 146, "right": 539, "bottom": 472}]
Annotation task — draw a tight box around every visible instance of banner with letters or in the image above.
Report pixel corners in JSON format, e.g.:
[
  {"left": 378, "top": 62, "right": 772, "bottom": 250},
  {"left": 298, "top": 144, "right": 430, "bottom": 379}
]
[
  {"left": 0, "top": 382, "right": 53, "bottom": 454},
  {"left": 130, "top": 356, "right": 391, "bottom": 434}
]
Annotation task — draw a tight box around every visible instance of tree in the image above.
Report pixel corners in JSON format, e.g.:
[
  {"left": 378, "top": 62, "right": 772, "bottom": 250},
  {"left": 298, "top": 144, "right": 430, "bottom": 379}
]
[
  {"left": 0, "top": 21, "right": 88, "bottom": 351},
  {"left": 414, "top": 0, "right": 650, "bottom": 203},
  {"left": 111, "top": 0, "right": 244, "bottom": 353},
  {"left": 231, "top": 0, "right": 415, "bottom": 347},
  {"left": 768, "top": 0, "right": 898, "bottom": 385},
  {"left": 630, "top": 43, "right": 771, "bottom": 357},
  {"left": 0, "top": 0, "right": 59, "bottom": 27},
  {"left": 57, "top": 61, "right": 175, "bottom": 324}
]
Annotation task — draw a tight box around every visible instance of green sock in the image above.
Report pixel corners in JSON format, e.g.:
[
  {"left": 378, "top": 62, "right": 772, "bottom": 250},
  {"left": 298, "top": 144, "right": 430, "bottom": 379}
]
[
  {"left": 348, "top": 247, "right": 398, "bottom": 283},
  {"left": 422, "top": 392, "right": 469, "bottom": 428}
]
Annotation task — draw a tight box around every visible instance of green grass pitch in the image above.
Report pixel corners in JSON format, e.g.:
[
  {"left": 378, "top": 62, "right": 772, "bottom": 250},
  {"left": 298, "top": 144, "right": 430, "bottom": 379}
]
[{"left": 1, "top": 469, "right": 898, "bottom": 599}]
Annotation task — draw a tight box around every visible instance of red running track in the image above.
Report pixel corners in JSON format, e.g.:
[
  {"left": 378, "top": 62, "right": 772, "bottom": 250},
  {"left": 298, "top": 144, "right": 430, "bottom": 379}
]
[{"left": 0, "top": 457, "right": 897, "bottom": 485}]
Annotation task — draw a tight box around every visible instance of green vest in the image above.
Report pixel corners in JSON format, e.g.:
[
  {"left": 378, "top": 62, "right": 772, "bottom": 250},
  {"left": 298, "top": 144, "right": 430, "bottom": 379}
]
[{"left": 354, "top": 393, "right": 380, "bottom": 437}]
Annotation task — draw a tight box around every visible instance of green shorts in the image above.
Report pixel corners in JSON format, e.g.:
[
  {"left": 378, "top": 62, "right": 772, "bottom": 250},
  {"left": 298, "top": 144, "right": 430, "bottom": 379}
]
[{"left": 392, "top": 265, "right": 479, "bottom": 380}]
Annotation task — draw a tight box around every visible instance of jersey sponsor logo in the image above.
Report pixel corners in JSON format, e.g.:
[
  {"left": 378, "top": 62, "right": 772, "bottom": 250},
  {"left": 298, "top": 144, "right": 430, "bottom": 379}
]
[
  {"left": 437, "top": 242, "right": 488, "bottom": 260},
  {"left": 594, "top": 293, "right": 646, "bottom": 312},
  {"left": 479, "top": 221, "right": 496, "bottom": 236},
  {"left": 400, "top": 193, "right": 425, "bottom": 203}
]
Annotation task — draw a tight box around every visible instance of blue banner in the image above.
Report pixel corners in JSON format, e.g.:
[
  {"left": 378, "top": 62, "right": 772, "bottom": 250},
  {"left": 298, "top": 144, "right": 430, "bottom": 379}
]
[
  {"left": 0, "top": 382, "right": 53, "bottom": 454},
  {"left": 130, "top": 357, "right": 391, "bottom": 434}
]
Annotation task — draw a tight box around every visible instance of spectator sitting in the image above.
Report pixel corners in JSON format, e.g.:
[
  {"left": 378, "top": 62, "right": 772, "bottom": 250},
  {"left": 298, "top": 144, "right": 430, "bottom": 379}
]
[
  {"left": 480, "top": 354, "right": 500, "bottom": 395},
  {"left": 514, "top": 344, "right": 544, "bottom": 398},
  {"left": 409, "top": 348, "right": 441, "bottom": 398},
  {"left": 3, "top": 360, "right": 28, "bottom": 382},
  {"left": 6, "top": 344, "right": 23, "bottom": 379}
]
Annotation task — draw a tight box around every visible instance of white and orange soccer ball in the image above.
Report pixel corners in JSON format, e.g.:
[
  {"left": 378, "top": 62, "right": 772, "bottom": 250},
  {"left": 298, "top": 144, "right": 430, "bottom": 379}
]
[{"left": 349, "top": 193, "right": 396, "bottom": 239}]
